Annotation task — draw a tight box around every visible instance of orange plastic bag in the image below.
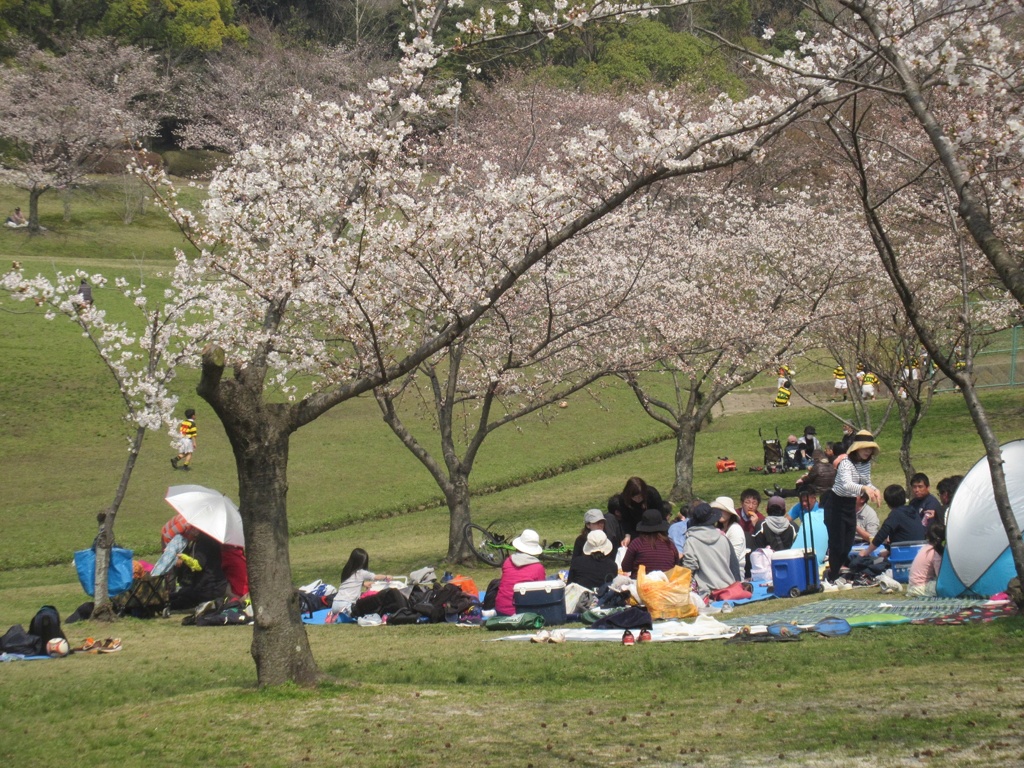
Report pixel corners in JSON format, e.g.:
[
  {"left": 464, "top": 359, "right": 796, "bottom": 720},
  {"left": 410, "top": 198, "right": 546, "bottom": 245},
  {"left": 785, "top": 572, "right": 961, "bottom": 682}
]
[
  {"left": 449, "top": 575, "right": 479, "bottom": 598},
  {"left": 637, "top": 565, "right": 698, "bottom": 620}
]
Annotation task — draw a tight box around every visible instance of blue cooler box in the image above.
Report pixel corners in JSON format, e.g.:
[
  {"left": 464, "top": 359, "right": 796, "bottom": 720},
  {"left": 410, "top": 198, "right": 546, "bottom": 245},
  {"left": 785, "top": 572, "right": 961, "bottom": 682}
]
[
  {"left": 513, "top": 580, "right": 566, "bottom": 626},
  {"left": 889, "top": 540, "right": 925, "bottom": 584},
  {"left": 772, "top": 549, "right": 820, "bottom": 597}
]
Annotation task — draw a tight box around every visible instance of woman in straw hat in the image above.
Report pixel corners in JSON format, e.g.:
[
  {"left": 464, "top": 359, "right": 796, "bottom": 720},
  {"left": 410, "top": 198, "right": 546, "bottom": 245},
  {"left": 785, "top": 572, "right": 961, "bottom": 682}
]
[
  {"left": 823, "top": 430, "right": 882, "bottom": 583},
  {"left": 494, "top": 529, "right": 548, "bottom": 615}
]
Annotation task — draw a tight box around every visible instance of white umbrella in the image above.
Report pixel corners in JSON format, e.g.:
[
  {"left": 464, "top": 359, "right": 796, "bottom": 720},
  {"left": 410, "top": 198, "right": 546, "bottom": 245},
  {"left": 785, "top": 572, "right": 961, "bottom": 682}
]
[{"left": 165, "top": 484, "right": 245, "bottom": 547}]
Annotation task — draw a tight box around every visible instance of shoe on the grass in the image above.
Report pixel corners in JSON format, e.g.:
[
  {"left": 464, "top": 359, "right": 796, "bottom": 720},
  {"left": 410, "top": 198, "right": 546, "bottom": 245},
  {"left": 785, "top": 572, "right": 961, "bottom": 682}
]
[
  {"left": 637, "top": 629, "right": 653, "bottom": 643},
  {"left": 548, "top": 630, "right": 566, "bottom": 644},
  {"left": 170, "top": 457, "right": 178, "bottom": 469},
  {"left": 622, "top": 630, "right": 635, "bottom": 646},
  {"left": 530, "top": 630, "right": 551, "bottom": 644},
  {"left": 821, "top": 579, "right": 839, "bottom": 593}
]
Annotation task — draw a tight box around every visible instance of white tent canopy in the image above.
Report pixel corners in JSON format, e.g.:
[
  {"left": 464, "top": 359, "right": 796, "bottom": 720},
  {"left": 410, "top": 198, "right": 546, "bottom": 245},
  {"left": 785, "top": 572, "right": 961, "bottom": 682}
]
[{"left": 937, "top": 440, "right": 1024, "bottom": 598}]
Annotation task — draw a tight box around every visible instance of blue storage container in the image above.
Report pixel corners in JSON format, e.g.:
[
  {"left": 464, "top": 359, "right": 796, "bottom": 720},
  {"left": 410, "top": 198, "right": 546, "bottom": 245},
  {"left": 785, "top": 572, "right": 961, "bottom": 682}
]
[
  {"left": 513, "top": 580, "right": 566, "bottom": 626},
  {"left": 771, "top": 549, "right": 820, "bottom": 598},
  {"left": 889, "top": 540, "right": 925, "bottom": 584}
]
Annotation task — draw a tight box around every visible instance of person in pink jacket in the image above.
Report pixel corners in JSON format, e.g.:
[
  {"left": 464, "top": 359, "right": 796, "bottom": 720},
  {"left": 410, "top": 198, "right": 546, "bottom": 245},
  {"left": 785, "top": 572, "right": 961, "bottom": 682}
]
[{"left": 495, "top": 529, "right": 547, "bottom": 615}]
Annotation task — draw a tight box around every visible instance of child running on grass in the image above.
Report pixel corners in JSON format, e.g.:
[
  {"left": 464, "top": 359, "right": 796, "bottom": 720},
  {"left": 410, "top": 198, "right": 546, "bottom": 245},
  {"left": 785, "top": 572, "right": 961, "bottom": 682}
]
[{"left": 171, "top": 408, "right": 197, "bottom": 471}]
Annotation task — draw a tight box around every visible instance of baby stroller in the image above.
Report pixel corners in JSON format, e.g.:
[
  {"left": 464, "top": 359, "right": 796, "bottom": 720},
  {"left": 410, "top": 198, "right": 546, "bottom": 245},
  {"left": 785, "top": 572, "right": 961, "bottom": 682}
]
[{"left": 758, "top": 426, "right": 787, "bottom": 474}]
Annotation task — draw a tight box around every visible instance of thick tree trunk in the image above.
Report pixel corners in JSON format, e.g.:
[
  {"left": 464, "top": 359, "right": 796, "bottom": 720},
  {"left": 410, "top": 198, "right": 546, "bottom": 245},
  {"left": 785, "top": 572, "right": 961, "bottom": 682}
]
[
  {"left": 670, "top": 420, "right": 697, "bottom": 504},
  {"left": 91, "top": 425, "right": 147, "bottom": 622},
  {"left": 236, "top": 426, "right": 321, "bottom": 688},
  {"left": 197, "top": 345, "right": 320, "bottom": 688},
  {"left": 28, "top": 186, "right": 45, "bottom": 233},
  {"left": 445, "top": 477, "right": 476, "bottom": 564}
]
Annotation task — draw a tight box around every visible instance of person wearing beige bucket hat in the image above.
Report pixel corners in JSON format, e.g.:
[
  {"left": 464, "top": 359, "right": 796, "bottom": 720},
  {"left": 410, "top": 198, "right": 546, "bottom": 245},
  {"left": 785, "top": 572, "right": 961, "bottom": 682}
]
[
  {"left": 823, "top": 430, "right": 882, "bottom": 583},
  {"left": 567, "top": 530, "right": 618, "bottom": 590}
]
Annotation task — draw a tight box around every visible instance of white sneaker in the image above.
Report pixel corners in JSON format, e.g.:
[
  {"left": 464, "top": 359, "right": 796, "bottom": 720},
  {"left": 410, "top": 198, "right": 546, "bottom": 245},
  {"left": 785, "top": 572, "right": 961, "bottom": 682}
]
[
  {"left": 821, "top": 579, "right": 839, "bottom": 592},
  {"left": 835, "top": 578, "right": 853, "bottom": 591},
  {"left": 531, "top": 630, "right": 552, "bottom": 644},
  {"left": 548, "top": 630, "right": 567, "bottom": 644}
]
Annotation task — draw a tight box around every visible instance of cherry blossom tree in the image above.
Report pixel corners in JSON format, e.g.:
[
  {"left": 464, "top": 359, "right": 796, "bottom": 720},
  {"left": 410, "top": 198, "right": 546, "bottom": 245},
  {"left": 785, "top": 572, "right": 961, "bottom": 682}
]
[
  {"left": 145, "top": 0, "right": 864, "bottom": 685},
  {"left": 0, "top": 265, "right": 205, "bottom": 619},
  {"left": 375, "top": 211, "right": 665, "bottom": 562},
  {"left": 701, "top": 1, "right": 1024, "bottom": 591},
  {"left": 622, "top": 185, "right": 867, "bottom": 502},
  {"left": 0, "top": 38, "right": 165, "bottom": 231}
]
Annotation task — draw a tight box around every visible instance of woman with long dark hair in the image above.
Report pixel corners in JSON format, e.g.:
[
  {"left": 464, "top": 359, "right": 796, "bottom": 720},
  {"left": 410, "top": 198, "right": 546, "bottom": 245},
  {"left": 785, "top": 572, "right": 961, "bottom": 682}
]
[{"left": 611, "top": 476, "right": 667, "bottom": 537}]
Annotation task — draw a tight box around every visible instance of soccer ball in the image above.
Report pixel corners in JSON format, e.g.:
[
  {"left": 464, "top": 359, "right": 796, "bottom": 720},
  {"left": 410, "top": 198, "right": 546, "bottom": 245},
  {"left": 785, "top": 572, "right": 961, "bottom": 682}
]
[{"left": 46, "top": 637, "right": 70, "bottom": 657}]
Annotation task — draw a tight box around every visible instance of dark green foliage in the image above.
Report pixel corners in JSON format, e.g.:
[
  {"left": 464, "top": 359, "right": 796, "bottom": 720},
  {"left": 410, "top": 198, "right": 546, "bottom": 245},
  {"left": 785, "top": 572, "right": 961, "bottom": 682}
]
[{"left": 161, "top": 149, "right": 230, "bottom": 178}]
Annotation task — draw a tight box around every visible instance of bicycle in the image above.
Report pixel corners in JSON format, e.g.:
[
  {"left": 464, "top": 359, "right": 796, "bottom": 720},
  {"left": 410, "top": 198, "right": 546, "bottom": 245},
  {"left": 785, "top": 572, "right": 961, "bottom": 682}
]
[{"left": 463, "top": 521, "right": 573, "bottom": 567}]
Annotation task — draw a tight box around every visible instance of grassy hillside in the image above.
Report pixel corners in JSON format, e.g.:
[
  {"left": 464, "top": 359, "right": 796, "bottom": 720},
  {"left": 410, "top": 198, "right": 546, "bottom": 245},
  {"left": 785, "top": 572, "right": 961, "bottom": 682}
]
[{"left": 3, "top": 183, "right": 1024, "bottom": 767}]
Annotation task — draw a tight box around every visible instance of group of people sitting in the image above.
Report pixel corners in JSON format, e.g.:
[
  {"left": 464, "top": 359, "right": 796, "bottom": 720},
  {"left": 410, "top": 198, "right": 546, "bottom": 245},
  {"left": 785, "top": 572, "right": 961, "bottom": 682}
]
[{"left": 495, "top": 437, "right": 965, "bottom": 614}]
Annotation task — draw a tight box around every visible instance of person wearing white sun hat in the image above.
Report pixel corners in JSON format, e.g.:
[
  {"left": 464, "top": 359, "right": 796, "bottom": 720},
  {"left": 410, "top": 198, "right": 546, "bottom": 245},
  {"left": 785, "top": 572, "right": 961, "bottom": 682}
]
[{"left": 494, "top": 529, "right": 547, "bottom": 616}]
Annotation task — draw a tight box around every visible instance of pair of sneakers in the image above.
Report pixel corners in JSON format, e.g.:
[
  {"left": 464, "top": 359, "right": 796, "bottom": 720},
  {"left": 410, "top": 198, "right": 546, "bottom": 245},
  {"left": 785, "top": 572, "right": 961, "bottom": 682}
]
[
  {"left": 530, "top": 629, "right": 567, "bottom": 644},
  {"left": 622, "top": 629, "right": 652, "bottom": 645},
  {"left": 821, "top": 576, "right": 853, "bottom": 592}
]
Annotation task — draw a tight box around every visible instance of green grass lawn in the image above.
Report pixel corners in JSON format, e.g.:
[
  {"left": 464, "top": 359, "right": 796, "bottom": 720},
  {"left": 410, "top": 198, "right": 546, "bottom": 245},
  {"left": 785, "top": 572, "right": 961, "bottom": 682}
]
[{"left": 2, "top": 182, "right": 1024, "bottom": 766}]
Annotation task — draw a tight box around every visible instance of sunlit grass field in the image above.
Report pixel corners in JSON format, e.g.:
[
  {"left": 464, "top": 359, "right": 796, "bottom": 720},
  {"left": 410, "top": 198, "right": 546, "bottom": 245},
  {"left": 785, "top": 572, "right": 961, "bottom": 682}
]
[{"left": 2, "top": 180, "right": 1024, "bottom": 767}]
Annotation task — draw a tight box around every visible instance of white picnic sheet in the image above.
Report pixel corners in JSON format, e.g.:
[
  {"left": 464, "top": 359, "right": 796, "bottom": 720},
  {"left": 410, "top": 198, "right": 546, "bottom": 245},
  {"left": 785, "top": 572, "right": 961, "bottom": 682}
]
[{"left": 492, "top": 614, "right": 752, "bottom": 642}]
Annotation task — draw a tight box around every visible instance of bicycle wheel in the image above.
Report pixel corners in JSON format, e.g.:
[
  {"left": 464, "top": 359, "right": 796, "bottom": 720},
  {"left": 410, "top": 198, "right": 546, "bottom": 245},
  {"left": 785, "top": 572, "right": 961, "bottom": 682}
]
[{"left": 464, "top": 523, "right": 508, "bottom": 567}]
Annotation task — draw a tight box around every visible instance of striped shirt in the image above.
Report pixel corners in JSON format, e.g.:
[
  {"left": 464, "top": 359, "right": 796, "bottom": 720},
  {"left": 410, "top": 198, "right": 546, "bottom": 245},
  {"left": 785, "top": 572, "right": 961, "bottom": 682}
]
[
  {"left": 179, "top": 418, "right": 197, "bottom": 439},
  {"left": 832, "top": 458, "right": 874, "bottom": 498}
]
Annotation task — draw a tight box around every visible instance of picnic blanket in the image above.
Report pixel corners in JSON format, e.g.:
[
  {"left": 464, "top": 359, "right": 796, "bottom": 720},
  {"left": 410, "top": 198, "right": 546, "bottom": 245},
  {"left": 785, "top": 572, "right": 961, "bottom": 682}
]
[
  {"left": 710, "top": 581, "right": 774, "bottom": 609},
  {"left": 493, "top": 614, "right": 737, "bottom": 642},
  {"left": 720, "top": 597, "right": 1009, "bottom": 628}
]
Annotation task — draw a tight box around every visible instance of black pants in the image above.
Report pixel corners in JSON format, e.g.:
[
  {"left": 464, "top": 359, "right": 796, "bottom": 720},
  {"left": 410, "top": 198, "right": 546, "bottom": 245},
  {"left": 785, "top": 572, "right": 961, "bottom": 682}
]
[{"left": 822, "top": 491, "right": 857, "bottom": 581}]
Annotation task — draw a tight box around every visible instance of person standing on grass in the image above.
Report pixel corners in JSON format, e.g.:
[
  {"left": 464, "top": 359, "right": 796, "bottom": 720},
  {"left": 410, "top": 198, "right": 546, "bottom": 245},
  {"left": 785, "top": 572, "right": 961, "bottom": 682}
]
[
  {"left": 171, "top": 408, "right": 198, "bottom": 471},
  {"left": 822, "top": 430, "right": 882, "bottom": 584},
  {"left": 76, "top": 279, "right": 93, "bottom": 307}
]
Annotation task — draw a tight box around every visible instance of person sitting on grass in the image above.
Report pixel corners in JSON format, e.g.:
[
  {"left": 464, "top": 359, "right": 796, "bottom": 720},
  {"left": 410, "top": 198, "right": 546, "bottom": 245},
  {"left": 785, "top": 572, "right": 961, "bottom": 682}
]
[
  {"left": 680, "top": 502, "right": 741, "bottom": 598},
  {"left": 854, "top": 490, "right": 880, "bottom": 544},
  {"left": 572, "top": 508, "right": 623, "bottom": 556},
  {"left": 752, "top": 496, "right": 796, "bottom": 551},
  {"left": 620, "top": 508, "right": 680, "bottom": 578},
  {"left": 495, "top": 530, "right": 547, "bottom": 615},
  {"left": 862, "top": 485, "right": 928, "bottom": 559},
  {"left": 168, "top": 531, "right": 229, "bottom": 611},
  {"left": 770, "top": 449, "right": 835, "bottom": 499},
  {"left": 907, "top": 523, "right": 945, "bottom": 597},
  {"left": 567, "top": 530, "right": 618, "bottom": 590},
  {"left": 331, "top": 548, "right": 375, "bottom": 616},
  {"left": 712, "top": 497, "right": 747, "bottom": 572},
  {"left": 935, "top": 475, "right": 964, "bottom": 524},
  {"left": 5, "top": 207, "right": 27, "bottom": 228},
  {"left": 736, "top": 489, "right": 765, "bottom": 536},
  {"left": 908, "top": 472, "right": 942, "bottom": 527}
]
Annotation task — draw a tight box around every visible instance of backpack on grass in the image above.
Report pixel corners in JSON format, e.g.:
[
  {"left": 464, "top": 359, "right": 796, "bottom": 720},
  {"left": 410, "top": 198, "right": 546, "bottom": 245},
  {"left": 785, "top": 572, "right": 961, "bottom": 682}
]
[{"left": 28, "top": 606, "right": 65, "bottom": 645}]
